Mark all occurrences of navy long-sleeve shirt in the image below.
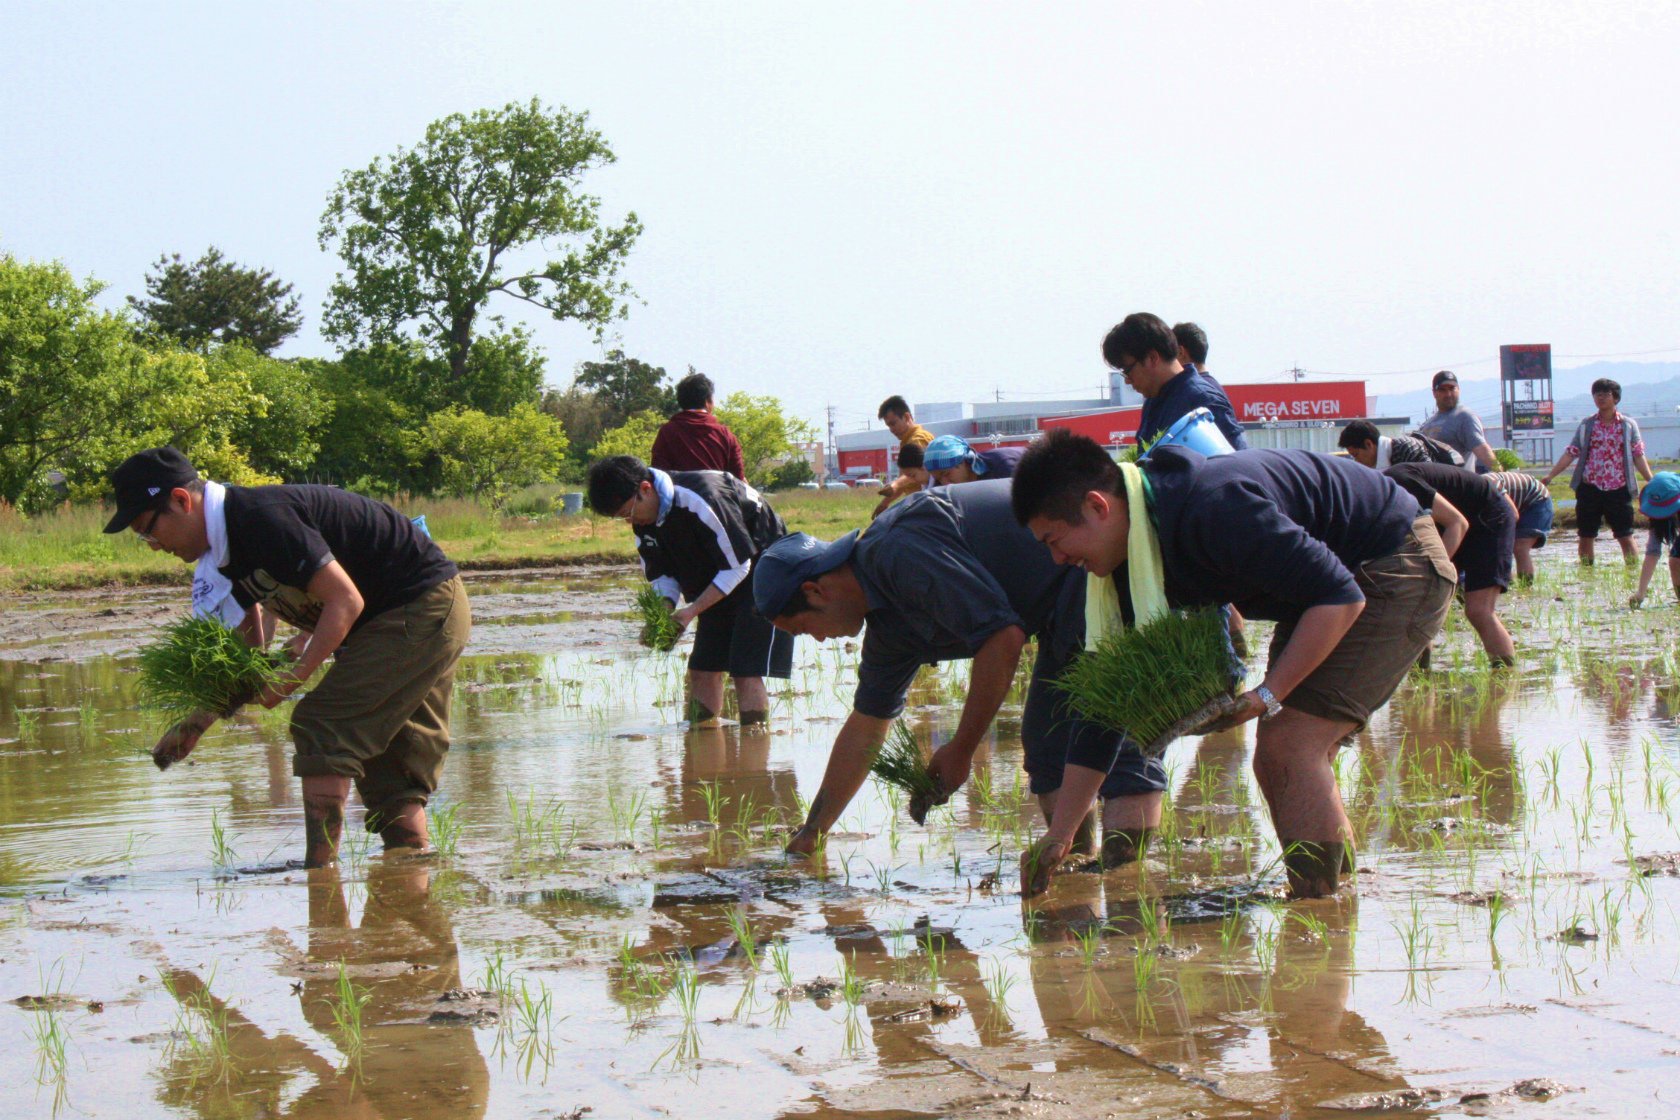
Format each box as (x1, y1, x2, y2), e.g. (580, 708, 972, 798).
(1137, 368, 1249, 451)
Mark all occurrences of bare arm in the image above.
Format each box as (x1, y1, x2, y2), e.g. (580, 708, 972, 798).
(1540, 448, 1577, 484)
(786, 711, 892, 854)
(1635, 452, 1654, 483)
(1431, 494, 1469, 557)
(1213, 601, 1368, 730)
(674, 583, 727, 629)
(1472, 442, 1499, 471)
(927, 625, 1029, 795)
(256, 561, 364, 709)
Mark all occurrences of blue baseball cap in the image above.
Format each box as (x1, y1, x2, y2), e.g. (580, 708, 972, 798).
(1641, 472, 1680, 519)
(923, 435, 979, 474)
(753, 531, 861, 619)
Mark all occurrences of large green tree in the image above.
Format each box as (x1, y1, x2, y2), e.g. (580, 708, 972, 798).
(319, 98, 642, 389)
(570, 349, 674, 429)
(714, 391, 819, 488)
(0, 254, 279, 512)
(128, 247, 303, 354)
(414, 402, 570, 508)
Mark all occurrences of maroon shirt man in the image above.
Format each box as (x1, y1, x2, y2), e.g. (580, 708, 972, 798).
(650, 372, 747, 479)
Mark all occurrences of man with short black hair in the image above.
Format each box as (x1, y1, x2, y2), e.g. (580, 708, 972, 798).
(650, 370, 747, 479)
(754, 481, 1167, 869)
(895, 443, 929, 491)
(1541, 377, 1654, 565)
(1337, 420, 1439, 468)
(106, 446, 471, 869)
(1172, 322, 1209, 373)
(1417, 371, 1497, 472)
(1103, 313, 1246, 452)
(1010, 430, 1455, 898)
(588, 455, 792, 725)
(872, 396, 935, 516)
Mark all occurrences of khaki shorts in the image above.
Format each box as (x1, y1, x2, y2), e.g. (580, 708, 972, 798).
(1267, 515, 1454, 729)
(291, 576, 471, 823)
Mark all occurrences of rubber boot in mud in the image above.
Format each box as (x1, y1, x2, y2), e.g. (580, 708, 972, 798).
(1102, 827, 1154, 869)
(1282, 839, 1345, 899)
(302, 792, 346, 869)
(375, 800, 432, 853)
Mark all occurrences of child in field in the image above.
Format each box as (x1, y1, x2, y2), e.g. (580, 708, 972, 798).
(1631, 472, 1680, 609)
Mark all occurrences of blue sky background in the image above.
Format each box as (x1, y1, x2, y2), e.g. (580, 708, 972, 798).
(4, 1, 1677, 436)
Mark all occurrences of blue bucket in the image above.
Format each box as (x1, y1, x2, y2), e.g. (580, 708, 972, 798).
(1143, 407, 1235, 459)
(561, 492, 584, 516)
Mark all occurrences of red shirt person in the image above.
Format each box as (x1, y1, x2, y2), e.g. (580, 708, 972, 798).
(650, 372, 747, 479)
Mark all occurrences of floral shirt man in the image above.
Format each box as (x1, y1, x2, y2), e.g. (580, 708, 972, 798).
(1574, 412, 1645, 492)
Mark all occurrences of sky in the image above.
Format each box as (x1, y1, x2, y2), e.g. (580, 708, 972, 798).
(4, 1, 1678, 440)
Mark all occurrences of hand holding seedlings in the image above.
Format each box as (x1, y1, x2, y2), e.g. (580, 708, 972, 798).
(151, 711, 215, 770)
(635, 585, 681, 652)
(1019, 834, 1070, 897)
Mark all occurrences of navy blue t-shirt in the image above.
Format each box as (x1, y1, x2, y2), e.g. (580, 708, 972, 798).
(850, 480, 1076, 719)
(1137, 367, 1249, 451)
(1144, 447, 1420, 622)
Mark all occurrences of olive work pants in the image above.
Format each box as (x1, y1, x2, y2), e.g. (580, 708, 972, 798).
(290, 576, 471, 826)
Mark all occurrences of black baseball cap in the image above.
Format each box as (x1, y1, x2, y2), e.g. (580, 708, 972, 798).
(752, 531, 861, 619)
(103, 446, 199, 534)
(1432, 370, 1459, 389)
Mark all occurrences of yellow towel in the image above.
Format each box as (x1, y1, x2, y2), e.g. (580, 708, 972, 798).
(1085, 462, 1170, 650)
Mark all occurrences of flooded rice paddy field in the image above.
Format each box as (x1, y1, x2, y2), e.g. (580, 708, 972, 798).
(4, 557, 1680, 1118)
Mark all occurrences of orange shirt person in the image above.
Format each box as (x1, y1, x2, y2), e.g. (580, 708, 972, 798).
(870, 395, 933, 518)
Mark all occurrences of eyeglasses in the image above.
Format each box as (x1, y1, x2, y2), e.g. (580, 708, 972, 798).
(134, 506, 166, 543)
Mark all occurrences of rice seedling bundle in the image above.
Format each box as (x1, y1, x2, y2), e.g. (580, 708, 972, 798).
(1056, 606, 1239, 754)
(635, 584, 680, 652)
(136, 616, 286, 723)
(871, 719, 944, 824)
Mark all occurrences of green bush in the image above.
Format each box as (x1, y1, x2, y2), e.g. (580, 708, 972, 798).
(1494, 447, 1525, 470)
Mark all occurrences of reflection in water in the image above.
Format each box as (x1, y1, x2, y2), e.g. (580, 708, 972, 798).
(154, 860, 489, 1119)
(9, 565, 1680, 1117)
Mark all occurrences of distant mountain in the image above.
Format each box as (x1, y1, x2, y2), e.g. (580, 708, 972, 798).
(1372, 360, 1680, 427)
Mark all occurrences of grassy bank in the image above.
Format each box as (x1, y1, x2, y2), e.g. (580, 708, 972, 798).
(0, 488, 878, 594)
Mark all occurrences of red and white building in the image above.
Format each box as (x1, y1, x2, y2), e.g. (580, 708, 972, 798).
(834, 378, 1403, 480)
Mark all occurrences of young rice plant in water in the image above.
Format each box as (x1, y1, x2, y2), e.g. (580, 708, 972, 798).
(636, 585, 680, 652)
(1055, 607, 1236, 749)
(137, 616, 285, 722)
(870, 719, 942, 823)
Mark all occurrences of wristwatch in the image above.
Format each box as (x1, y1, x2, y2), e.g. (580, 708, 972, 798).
(1255, 685, 1282, 720)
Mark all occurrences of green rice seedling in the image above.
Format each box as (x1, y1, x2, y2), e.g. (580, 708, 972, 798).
(668, 962, 701, 1021)
(1055, 607, 1237, 751)
(982, 956, 1016, 1004)
(769, 941, 795, 990)
(137, 616, 287, 724)
(837, 952, 864, 1007)
(635, 585, 680, 651)
(158, 969, 233, 1084)
(1132, 940, 1158, 990)
(920, 932, 947, 992)
(429, 803, 464, 858)
(607, 787, 648, 842)
(477, 948, 515, 1002)
(867, 860, 899, 896)
(24, 1001, 71, 1092)
(1073, 923, 1103, 971)
(648, 807, 665, 850)
(699, 781, 728, 828)
(724, 907, 759, 968)
(870, 719, 941, 821)
(322, 961, 372, 1067)
(208, 809, 237, 870)
(16, 707, 39, 741)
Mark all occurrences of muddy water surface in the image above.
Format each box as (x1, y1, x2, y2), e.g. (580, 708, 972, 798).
(4, 560, 1680, 1118)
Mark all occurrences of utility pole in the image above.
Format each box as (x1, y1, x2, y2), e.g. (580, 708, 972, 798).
(825, 404, 837, 480)
(1291, 365, 1305, 382)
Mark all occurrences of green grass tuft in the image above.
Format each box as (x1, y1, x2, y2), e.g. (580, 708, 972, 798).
(1056, 607, 1237, 748)
(635, 584, 680, 652)
(136, 616, 285, 722)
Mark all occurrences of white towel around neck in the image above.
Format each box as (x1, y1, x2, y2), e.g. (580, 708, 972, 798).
(191, 481, 245, 628)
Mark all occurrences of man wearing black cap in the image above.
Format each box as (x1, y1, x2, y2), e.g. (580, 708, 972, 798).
(105, 447, 470, 868)
(1416, 371, 1497, 472)
(753, 480, 1168, 867)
